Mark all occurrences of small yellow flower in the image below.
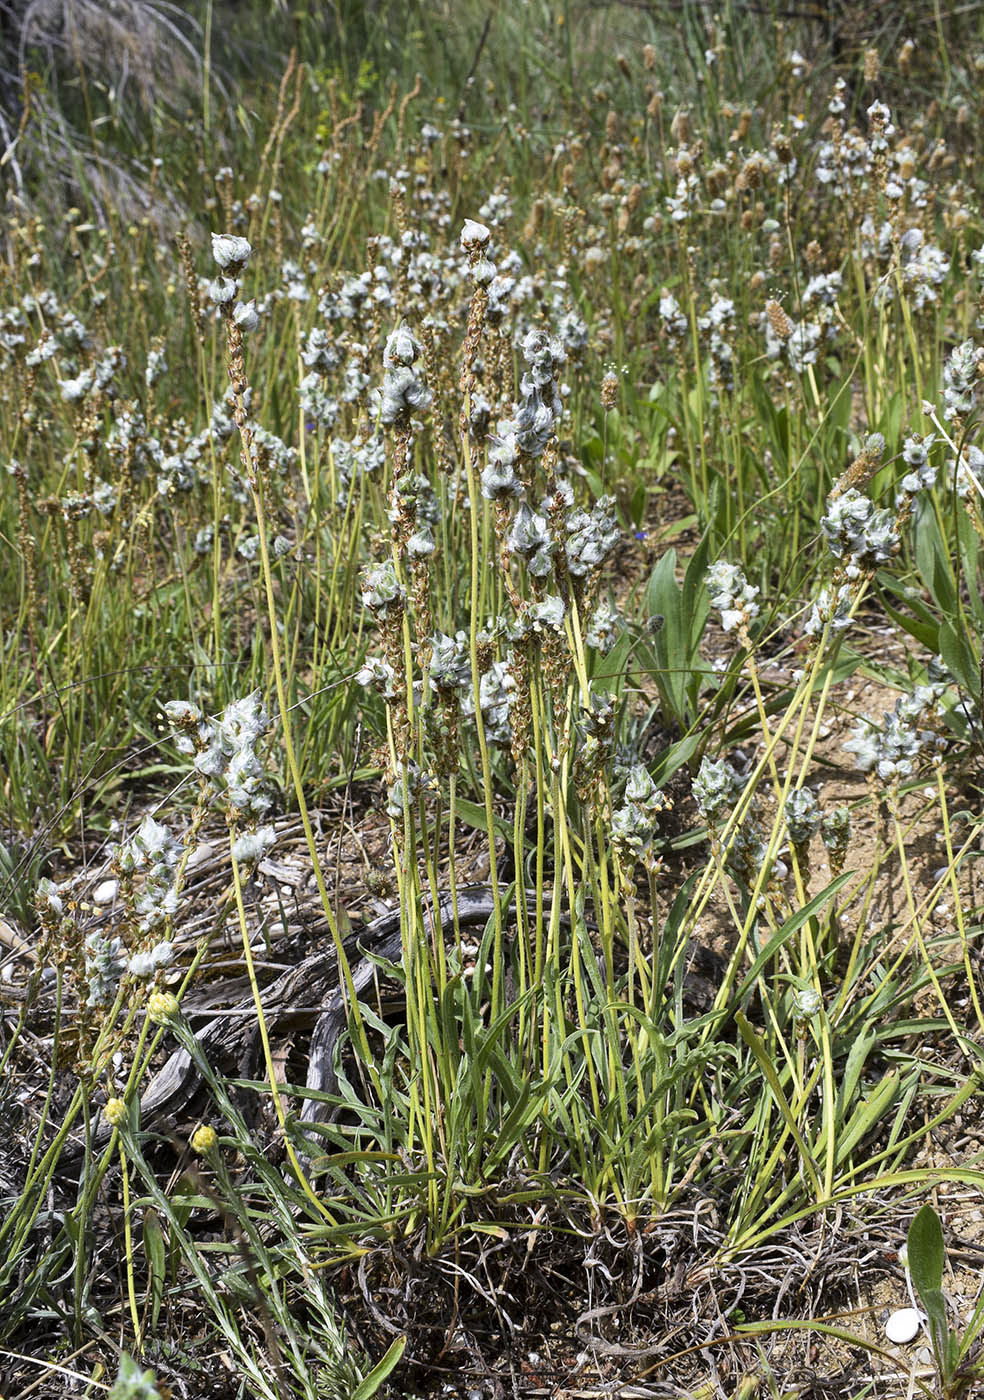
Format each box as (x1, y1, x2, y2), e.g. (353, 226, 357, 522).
(147, 990, 179, 1023)
(190, 1124, 217, 1155)
(104, 1097, 127, 1127)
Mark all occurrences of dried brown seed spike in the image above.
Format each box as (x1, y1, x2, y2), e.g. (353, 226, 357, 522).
(766, 299, 792, 340)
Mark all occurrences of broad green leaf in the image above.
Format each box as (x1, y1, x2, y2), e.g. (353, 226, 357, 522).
(732, 875, 852, 1003)
(735, 1012, 822, 1199)
(142, 1208, 166, 1331)
(878, 576, 942, 652)
(908, 1205, 951, 1373)
(453, 797, 510, 841)
(352, 1336, 407, 1400)
(908, 1204, 944, 1297)
(939, 621, 979, 698)
(831, 1071, 900, 1165)
(834, 1027, 876, 1121)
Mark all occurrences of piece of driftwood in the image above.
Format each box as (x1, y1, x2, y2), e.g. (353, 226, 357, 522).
(79, 887, 506, 1154)
(76, 885, 723, 1156)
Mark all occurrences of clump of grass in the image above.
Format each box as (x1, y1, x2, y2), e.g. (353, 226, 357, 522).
(3, 8, 984, 1396)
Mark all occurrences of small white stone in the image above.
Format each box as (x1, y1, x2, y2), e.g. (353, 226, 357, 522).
(885, 1308, 922, 1343)
(93, 878, 118, 905)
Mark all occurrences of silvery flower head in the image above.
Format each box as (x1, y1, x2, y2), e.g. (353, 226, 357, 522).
(356, 655, 399, 698)
(793, 986, 823, 1019)
(128, 941, 175, 980)
(385, 762, 436, 819)
(803, 271, 842, 308)
(407, 523, 436, 557)
(337, 272, 372, 319)
(233, 300, 259, 332)
(944, 444, 984, 501)
(486, 274, 516, 323)
(803, 583, 853, 637)
(301, 373, 338, 429)
(25, 330, 57, 368)
(785, 788, 821, 845)
(281, 258, 309, 302)
(462, 659, 516, 744)
(211, 233, 252, 272)
(659, 289, 687, 341)
(895, 456, 935, 501)
(216, 691, 269, 754)
(693, 756, 743, 822)
(378, 364, 431, 424)
(507, 503, 553, 576)
(481, 437, 523, 501)
(145, 345, 167, 387)
(479, 661, 517, 743)
(36, 878, 64, 920)
(207, 277, 239, 306)
(841, 719, 881, 773)
(383, 321, 423, 368)
(182, 691, 274, 816)
(624, 764, 664, 811)
(843, 695, 931, 782)
(390, 471, 439, 527)
(91, 478, 117, 516)
(897, 681, 945, 726)
(225, 747, 271, 814)
(460, 219, 491, 251)
(902, 433, 934, 468)
(706, 560, 760, 632)
(612, 764, 667, 861)
(821, 488, 898, 571)
(85, 930, 127, 1007)
(429, 632, 471, 691)
(471, 255, 497, 287)
(565, 497, 620, 577)
(164, 699, 209, 755)
(468, 392, 493, 439)
(586, 600, 622, 652)
(820, 490, 871, 560)
(522, 329, 565, 388)
(61, 369, 93, 402)
(132, 815, 182, 869)
(875, 709, 927, 779)
(582, 687, 614, 738)
(557, 310, 589, 356)
(134, 880, 179, 927)
(513, 394, 556, 456)
(527, 594, 566, 633)
(84, 339, 121, 389)
(360, 560, 405, 619)
(787, 320, 821, 373)
(943, 340, 984, 420)
(231, 825, 277, 865)
(301, 327, 338, 373)
(821, 805, 850, 854)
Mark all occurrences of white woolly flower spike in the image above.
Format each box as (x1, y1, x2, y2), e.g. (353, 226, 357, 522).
(211, 233, 252, 271)
(460, 219, 491, 251)
(233, 300, 259, 332)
